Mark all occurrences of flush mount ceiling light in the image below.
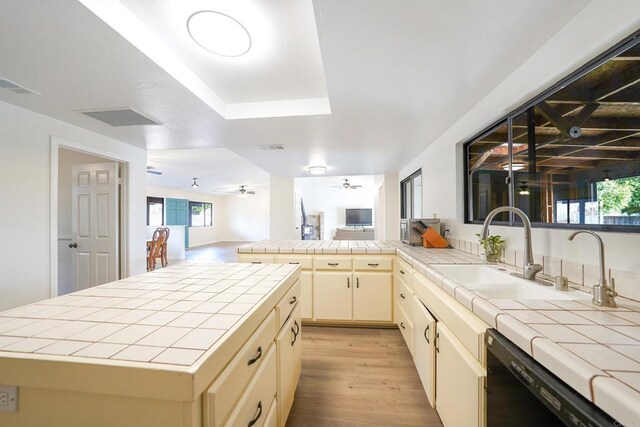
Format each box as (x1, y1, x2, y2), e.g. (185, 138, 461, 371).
(308, 166, 327, 175)
(502, 163, 526, 171)
(518, 182, 530, 195)
(191, 178, 199, 188)
(187, 11, 251, 57)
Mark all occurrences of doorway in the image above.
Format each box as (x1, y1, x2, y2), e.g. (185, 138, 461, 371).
(56, 147, 125, 296)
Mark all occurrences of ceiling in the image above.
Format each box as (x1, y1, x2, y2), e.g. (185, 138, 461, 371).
(147, 147, 269, 196)
(0, 0, 592, 177)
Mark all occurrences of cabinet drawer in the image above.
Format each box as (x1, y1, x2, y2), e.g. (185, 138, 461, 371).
(240, 254, 276, 264)
(413, 273, 488, 364)
(395, 259, 413, 285)
(224, 346, 277, 427)
(353, 257, 393, 271)
(205, 311, 277, 427)
(276, 280, 301, 330)
(397, 304, 414, 355)
(263, 397, 277, 427)
(275, 256, 313, 270)
(314, 257, 352, 271)
(396, 279, 414, 321)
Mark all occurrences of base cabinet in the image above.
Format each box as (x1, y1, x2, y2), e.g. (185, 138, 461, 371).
(412, 296, 436, 408)
(353, 273, 393, 322)
(436, 323, 486, 427)
(300, 272, 313, 319)
(313, 272, 353, 320)
(276, 303, 302, 426)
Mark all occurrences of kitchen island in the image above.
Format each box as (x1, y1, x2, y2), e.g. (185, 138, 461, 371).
(0, 261, 301, 427)
(238, 240, 640, 426)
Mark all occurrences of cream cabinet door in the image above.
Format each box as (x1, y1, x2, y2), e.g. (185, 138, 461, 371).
(412, 296, 436, 407)
(276, 304, 302, 426)
(300, 272, 313, 319)
(436, 323, 486, 427)
(313, 272, 353, 320)
(353, 273, 392, 321)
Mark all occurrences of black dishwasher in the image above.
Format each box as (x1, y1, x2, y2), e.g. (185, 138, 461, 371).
(486, 329, 616, 427)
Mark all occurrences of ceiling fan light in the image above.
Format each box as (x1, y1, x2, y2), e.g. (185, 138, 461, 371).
(308, 166, 327, 175)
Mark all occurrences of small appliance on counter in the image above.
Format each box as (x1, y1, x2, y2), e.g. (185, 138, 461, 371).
(400, 218, 442, 245)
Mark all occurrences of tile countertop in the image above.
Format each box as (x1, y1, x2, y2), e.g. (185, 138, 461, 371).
(0, 261, 300, 401)
(239, 240, 640, 424)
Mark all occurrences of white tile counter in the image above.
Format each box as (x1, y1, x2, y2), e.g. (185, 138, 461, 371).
(0, 261, 300, 403)
(239, 240, 640, 424)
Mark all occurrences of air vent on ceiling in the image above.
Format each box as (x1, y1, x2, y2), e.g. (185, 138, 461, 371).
(0, 76, 40, 95)
(80, 108, 162, 127)
(259, 144, 285, 151)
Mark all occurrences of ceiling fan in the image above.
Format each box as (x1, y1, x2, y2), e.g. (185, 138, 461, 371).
(146, 166, 162, 175)
(227, 185, 256, 197)
(332, 179, 362, 190)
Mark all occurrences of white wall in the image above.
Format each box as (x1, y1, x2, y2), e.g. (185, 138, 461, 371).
(296, 175, 378, 240)
(58, 149, 116, 295)
(399, 2, 640, 275)
(269, 176, 297, 240)
(382, 173, 400, 240)
(146, 185, 228, 248)
(0, 100, 147, 311)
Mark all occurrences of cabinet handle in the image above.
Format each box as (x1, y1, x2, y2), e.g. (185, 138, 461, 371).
(435, 332, 440, 353)
(400, 322, 405, 330)
(291, 326, 298, 346)
(294, 320, 300, 335)
(356, 277, 360, 288)
(347, 277, 350, 288)
(247, 401, 263, 427)
(289, 296, 297, 305)
(247, 346, 262, 366)
(328, 263, 339, 267)
(251, 261, 262, 264)
(400, 293, 405, 299)
(289, 262, 300, 265)
(424, 325, 430, 344)
(368, 263, 379, 267)
(400, 270, 405, 275)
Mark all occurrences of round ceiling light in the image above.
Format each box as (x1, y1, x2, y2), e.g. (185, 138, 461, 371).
(308, 166, 327, 175)
(187, 11, 251, 57)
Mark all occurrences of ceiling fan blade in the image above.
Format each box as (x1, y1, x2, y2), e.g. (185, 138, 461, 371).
(247, 191, 256, 195)
(146, 170, 162, 175)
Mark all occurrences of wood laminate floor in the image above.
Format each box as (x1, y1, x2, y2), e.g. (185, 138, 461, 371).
(185, 241, 249, 263)
(286, 326, 442, 427)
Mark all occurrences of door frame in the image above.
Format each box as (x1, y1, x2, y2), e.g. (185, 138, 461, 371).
(50, 136, 131, 298)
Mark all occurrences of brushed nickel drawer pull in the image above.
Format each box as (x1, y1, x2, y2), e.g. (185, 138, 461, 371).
(368, 263, 379, 267)
(289, 262, 300, 264)
(247, 401, 262, 427)
(328, 262, 339, 267)
(247, 346, 262, 366)
(289, 296, 297, 305)
(251, 261, 262, 264)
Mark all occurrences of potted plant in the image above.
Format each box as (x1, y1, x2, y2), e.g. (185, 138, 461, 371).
(477, 234, 505, 263)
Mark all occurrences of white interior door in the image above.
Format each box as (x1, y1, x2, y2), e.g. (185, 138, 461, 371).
(71, 162, 118, 290)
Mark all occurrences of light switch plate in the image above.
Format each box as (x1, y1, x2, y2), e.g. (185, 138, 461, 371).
(0, 386, 18, 412)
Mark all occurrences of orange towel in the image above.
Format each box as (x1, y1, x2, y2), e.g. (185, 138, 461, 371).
(422, 227, 449, 248)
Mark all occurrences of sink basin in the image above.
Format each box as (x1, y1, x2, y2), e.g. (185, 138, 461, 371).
(431, 264, 591, 301)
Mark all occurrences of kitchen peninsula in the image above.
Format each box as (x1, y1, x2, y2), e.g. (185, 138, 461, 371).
(0, 261, 301, 427)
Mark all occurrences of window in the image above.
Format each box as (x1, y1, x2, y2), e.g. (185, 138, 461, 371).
(147, 197, 164, 226)
(464, 31, 640, 232)
(401, 169, 422, 219)
(189, 201, 213, 227)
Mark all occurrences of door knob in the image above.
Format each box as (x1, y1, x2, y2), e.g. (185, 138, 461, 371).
(68, 243, 78, 248)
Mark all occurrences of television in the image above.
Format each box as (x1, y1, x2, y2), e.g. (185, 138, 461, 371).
(345, 208, 373, 226)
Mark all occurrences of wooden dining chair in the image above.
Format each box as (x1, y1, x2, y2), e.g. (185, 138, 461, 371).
(161, 227, 170, 267)
(147, 228, 167, 271)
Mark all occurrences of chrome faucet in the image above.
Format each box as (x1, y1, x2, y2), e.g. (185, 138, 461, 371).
(568, 231, 617, 307)
(480, 207, 542, 281)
